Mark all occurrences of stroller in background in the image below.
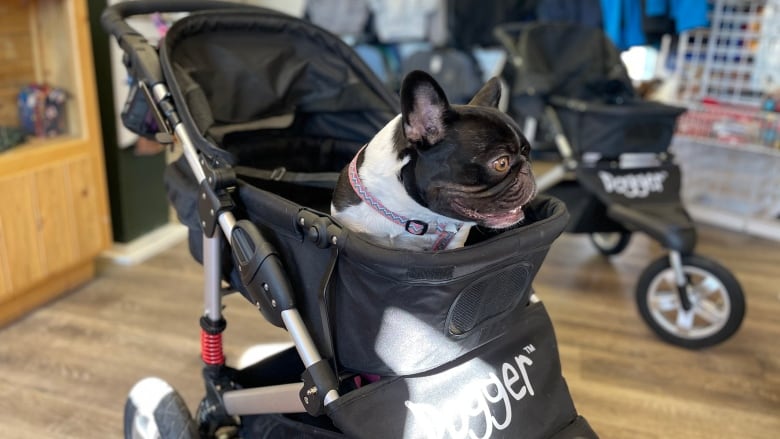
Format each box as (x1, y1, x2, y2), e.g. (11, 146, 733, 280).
(495, 22, 746, 349)
(103, 2, 598, 438)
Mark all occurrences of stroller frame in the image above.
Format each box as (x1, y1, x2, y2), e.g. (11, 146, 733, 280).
(533, 106, 699, 312)
(136, 79, 326, 420)
(105, 0, 341, 425)
(494, 21, 746, 349)
(106, 2, 598, 438)
(157, 74, 349, 421)
(177, 102, 322, 416)
(529, 105, 698, 286)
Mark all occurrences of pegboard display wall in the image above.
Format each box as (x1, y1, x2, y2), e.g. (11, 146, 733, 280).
(670, 0, 780, 239)
(674, 0, 779, 106)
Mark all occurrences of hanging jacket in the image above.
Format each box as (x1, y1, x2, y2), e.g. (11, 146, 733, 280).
(645, 0, 709, 33)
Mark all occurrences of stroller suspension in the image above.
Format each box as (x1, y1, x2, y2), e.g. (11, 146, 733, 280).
(669, 251, 693, 311)
(200, 317, 226, 366)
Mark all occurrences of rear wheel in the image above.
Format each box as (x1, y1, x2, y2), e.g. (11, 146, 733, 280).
(124, 377, 197, 439)
(636, 254, 745, 349)
(589, 231, 631, 255)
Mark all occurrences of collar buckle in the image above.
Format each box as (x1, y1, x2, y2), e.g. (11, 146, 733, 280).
(404, 219, 429, 236)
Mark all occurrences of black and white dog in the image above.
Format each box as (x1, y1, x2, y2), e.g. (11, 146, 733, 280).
(331, 70, 536, 251)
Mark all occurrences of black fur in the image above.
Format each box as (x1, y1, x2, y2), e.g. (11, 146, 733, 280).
(331, 147, 364, 210)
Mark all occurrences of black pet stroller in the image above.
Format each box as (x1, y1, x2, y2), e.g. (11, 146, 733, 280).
(103, 2, 598, 438)
(494, 22, 746, 349)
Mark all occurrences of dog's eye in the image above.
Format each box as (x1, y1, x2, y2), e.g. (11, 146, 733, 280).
(492, 156, 510, 173)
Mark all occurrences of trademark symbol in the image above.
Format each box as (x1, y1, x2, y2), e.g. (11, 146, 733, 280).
(523, 344, 535, 354)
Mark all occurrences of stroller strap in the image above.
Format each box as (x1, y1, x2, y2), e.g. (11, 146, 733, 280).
(234, 166, 340, 189)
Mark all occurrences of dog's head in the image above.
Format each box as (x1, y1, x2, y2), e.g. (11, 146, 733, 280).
(396, 70, 536, 229)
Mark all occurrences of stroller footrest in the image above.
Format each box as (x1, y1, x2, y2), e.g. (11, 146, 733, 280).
(608, 203, 696, 253)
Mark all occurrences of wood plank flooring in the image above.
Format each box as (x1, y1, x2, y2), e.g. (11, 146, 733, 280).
(0, 224, 777, 438)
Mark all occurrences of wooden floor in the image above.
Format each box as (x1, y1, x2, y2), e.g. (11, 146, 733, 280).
(0, 224, 778, 438)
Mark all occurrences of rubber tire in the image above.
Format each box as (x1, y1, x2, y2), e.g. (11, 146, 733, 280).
(636, 254, 745, 349)
(124, 377, 198, 439)
(589, 231, 632, 256)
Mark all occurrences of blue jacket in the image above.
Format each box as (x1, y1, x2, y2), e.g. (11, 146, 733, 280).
(601, 0, 709, 49)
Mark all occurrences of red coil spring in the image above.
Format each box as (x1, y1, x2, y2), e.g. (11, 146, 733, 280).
(200, 329, 225, 365)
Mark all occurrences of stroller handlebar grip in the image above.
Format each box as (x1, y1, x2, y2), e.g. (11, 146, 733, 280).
(100, 0, 249, 85)
(101, 0, 247, 39)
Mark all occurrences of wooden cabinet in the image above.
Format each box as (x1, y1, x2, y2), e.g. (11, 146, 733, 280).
(0, 0, 111, 325)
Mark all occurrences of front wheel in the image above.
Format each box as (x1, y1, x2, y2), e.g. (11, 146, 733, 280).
(124, 377, 197, 439)
(636, 254, 745, 349)
(589, 231, 632, 255)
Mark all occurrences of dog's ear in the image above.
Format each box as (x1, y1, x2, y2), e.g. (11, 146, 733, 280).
(468, 77, 502, 108)
(400, 70, 450, 145)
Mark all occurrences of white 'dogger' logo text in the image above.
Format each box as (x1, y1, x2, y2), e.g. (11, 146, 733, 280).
(598, 170, 668, 199)
(404, 346, 536, 439)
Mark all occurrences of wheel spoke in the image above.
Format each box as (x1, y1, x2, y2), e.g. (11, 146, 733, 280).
(652, 291, 680, 311)
(660, 271, 678, 288)
(675, 309, 695, 331)
(695, 300, 727, 324)
(696, 276, 723, 296)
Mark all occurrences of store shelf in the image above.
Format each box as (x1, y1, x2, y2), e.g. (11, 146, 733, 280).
(664, 0, 780, 240)
(672, 135, 780, 241)
(0, 0, 111, 326)
(686, 203, 780, 241)
(675, 134, 780, 157)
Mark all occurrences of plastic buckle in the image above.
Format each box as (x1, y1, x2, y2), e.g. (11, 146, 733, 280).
(270, 167, 287, 181)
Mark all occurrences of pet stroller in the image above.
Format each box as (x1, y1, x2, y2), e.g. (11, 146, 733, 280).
(494, 22, 746, 349)
(103, 2, 598, 438)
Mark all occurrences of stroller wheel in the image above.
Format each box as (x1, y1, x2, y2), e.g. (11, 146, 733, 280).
(124, 377, 198, 439)
(636, 254, 745, 349)
(589, 231, 631, 255)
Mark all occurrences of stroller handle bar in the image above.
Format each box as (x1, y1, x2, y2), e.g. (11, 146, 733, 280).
(101, 0, 248, 84)
(493, 22, 535, 50)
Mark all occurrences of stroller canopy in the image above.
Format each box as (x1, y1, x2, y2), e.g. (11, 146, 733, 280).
(160, 8, 399, 165)
(497, 21, 685, 158)
(500, 21, 635, 103)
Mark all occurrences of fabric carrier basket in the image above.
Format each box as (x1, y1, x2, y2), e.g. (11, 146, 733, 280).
(551, 96, 685, 158)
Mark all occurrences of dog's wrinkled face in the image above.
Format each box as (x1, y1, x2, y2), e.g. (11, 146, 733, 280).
(396, 71, 536, 229)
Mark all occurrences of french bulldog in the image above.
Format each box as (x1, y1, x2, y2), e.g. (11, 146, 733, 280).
(331, 70, 536, 251)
